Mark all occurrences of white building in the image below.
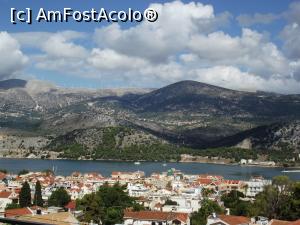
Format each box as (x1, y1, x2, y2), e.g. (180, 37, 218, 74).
(245, 177, 271, 197)
(0, 191, 18, 217)
(207, 214, 250, 225)
(128, 183, 150, 197)
(165, 196, 201, 213)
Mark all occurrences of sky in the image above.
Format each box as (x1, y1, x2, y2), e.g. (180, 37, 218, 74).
(0, 0, 300, 93)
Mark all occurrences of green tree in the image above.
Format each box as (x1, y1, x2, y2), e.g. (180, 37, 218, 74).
(48, 187, 71, 207)
(202, 188, 215, 198)
(19, 181, 31, 207)
(252, 176, 294, 220)
(76, 193, 104, 224)
(221, 190, 251, 216)
(5, 203, 20, 210)
(104, 208, 123, 225)
(33, 181, 43, 207)
(191, 199, 223, 225)
(289, 182, 300, 220)
(77, 183, 140, 225)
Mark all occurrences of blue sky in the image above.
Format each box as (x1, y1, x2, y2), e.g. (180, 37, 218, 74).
(0, 0, 300, 93)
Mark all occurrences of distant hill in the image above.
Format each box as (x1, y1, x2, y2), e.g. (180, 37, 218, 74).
(0, 79, 27, 90)
(0, 79, 299, 163)
(128, 80, 300, 118)
(217, 120, 300, 151)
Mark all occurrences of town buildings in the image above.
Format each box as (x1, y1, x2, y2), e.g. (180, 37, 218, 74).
(0, 169, 293, 225)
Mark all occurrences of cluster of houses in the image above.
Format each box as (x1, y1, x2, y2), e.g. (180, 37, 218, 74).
(0, 169, 298, 225)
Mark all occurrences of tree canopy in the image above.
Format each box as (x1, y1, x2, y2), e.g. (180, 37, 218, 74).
(220, 176, 300, 220)
(48, 187, 71, 207)
(221, 190, 251, 216)
(252, 176, 299, 220)
(19, 181, 31, 207)
(33, 181, 43, 207)
(191, 199, 223, 225)
(77, 182, 142, 225)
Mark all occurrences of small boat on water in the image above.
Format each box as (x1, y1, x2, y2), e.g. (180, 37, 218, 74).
(162, 163, 167, 167)
(281, 170, 300, 173)
(134, 161, 141, 165)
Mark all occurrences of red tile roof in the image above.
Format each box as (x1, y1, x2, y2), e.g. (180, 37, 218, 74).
(288, 220, 300, 225)
(124, 211, 189, 223)
(270, 220, 300, 225)
(0, 191, 12, 198)
(218, 215, 250, 225)
(0, 172, 6, 180)
(198, 178, 213, 185)
(65, 201, 76, 210)
(5, 207, 33, 218)
(270, 220, 291, 225)
(224, 180, 241, 185)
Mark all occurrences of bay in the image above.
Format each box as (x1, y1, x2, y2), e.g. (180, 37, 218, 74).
(0, 158, 299, 180)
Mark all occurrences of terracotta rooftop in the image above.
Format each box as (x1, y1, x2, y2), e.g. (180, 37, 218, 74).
(0, 172, 6, 180)
(225, 180, 241, 185)
(65, 200, 76, 210)
(5, 207, 33, 218)
(124, 210, 189, 223)
(218, 215, 250, 225)
(269, 219, 292, 225)
(0, 191, 12, 198)
(288, 220, 300, 225)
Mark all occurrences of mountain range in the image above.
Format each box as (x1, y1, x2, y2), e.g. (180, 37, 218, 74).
(0, 79, 299, 162)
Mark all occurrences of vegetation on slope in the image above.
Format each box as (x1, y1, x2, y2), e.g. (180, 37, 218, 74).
(49, 126, 263, 162)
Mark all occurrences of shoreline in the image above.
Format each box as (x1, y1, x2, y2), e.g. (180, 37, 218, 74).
(1, 156, 300, 169)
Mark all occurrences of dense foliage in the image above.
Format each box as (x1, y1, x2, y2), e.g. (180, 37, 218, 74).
(19, 181, 31, 207)
(221, 190, 252, 216)
(52, 126, 298, 165)
(221, 176, 300, 220)
(251, 176, 300, 220)
(193, 147, 258, 162)
(5, 203, 20, 210)
(76, 183, 142, 225)
(58, 144, 86, 159)
(191, 199, 223, 225)
(48, 187, 71, 207)
(33, 181, 43, 207)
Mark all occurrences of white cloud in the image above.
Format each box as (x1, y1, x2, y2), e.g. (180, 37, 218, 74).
(188, 28, 289, 78)
(41, 34, 88, 59)
(88, 48, 147, 71)
(2, 1, 300, 94)
(13, 31, 87, 48)
(0, 32, 28, 80)
(14, 31, 89, 75)
(281, 23, 300, 60)
(93, 1, 230, 62)
(237, 13, 279, 27)
(284, 1, 300, 24)
(189, 66, 300, 94)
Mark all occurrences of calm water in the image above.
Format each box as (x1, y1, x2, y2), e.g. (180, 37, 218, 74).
(0, 158, 299, 180)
